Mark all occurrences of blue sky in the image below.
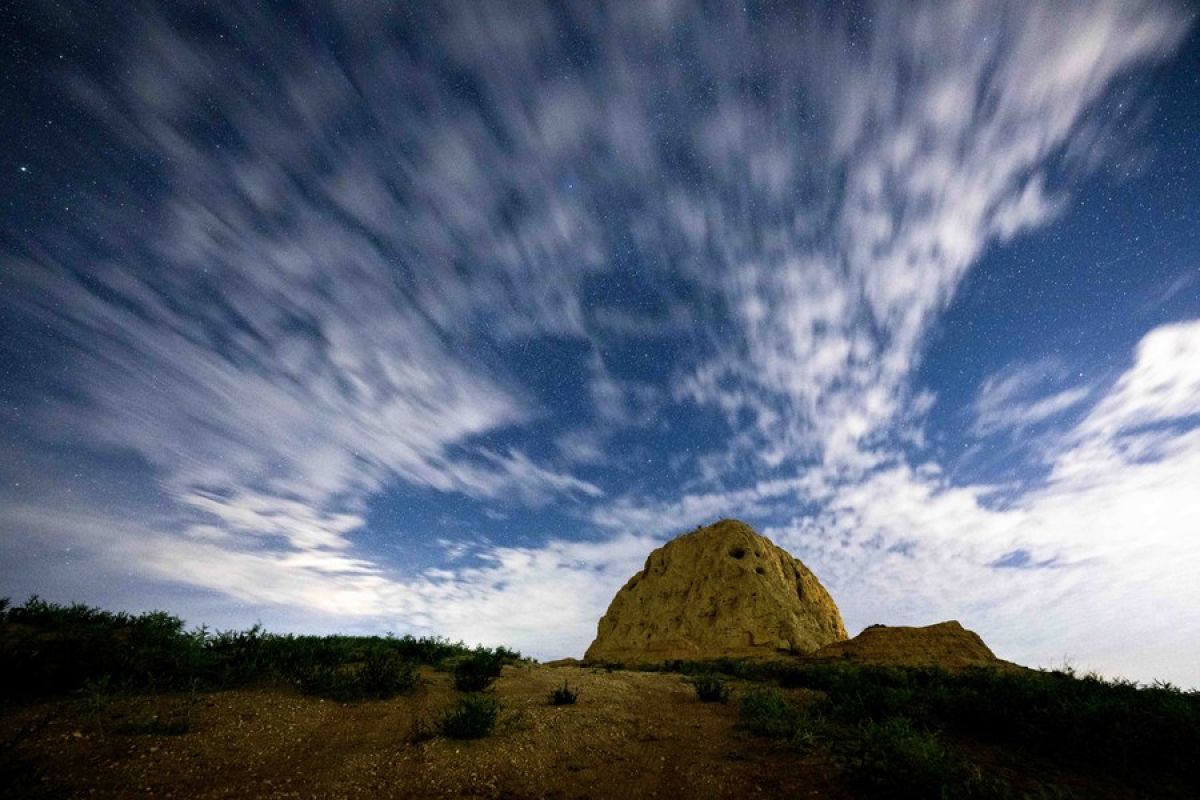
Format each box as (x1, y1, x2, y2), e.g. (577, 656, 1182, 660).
(3, 1, 1200, 685)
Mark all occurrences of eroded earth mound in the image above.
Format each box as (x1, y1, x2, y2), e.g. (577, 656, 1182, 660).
(585, 519, 847, 663)
(811, 620, 1012, 670)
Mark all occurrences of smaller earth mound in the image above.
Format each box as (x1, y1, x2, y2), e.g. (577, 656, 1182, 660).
(810, 620, 1013, 670)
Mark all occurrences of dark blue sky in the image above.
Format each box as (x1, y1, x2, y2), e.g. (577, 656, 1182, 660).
(2, 1, 1199, 685)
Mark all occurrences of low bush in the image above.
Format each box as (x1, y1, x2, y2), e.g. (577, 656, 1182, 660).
(662, 657, 756, 679)
(844, 716, 976, 799)
(297, 651, 418, 702)
(771, 662, 1200, 785)
(356, 650, 420, 697)
(296, 664, 352, 699)
(690, 674, 729, 703)
(711, 659, 1200, 797)
(0, 597, 516, 703)
(0, 597, 204, 698)
(737, 685, 832, 753)
(549, 681, 578, 705)
(739, 686, 803, 738)
(655, 657, 1200, 790)
(453, 651, 505, 692)
(439, 694, 501, 739)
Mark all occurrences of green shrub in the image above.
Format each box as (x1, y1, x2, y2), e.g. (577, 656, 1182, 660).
(0, 597, 204, 697)
(453, 651, 504, 692)
(390, 634, 472, 665)
(0, 597, 515, 702)
(297, 664, 349, 699)
(766, 662, 1200, 787)
(439, 694, 501, 739)
(549, 681, 578, 705)
(651, 658, 1175, 796)
(691, 674, 729, 703)
(739, 686, 803, 738)
(845, 717, 973, 799)
(357, 650, 420, 697)
(297, 651, 417, 702)
(663, 657, 755, 679)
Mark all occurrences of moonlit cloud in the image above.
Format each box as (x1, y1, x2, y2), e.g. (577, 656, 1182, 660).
(2, 1, 1197, 684)
(675, 1, 1188, 469)
(1073, 320, 1200, 440)
(972, 359, 1091, 436)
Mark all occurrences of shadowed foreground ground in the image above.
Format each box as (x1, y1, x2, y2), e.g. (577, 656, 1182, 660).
(4, 658, 1198, 799)
(1, 665, 846, 800)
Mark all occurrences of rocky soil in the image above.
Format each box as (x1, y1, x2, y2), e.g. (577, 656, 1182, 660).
(0, 664, 847, 800)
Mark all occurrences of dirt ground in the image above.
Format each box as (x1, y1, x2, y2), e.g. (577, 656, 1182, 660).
(0, 665, 848, 799)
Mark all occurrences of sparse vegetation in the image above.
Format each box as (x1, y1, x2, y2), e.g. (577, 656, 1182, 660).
(549, 681, 579, 705)
(770, 661, 1200, 787)
(438, 694, 501, 739)
(0, 597, 206, 698)
(452, 650, 506, 692)
(689, 673, 729, 702)
(0, 596, 519, 703)
(78, 674, 115, 732)
(296, 649, 419, 702)
(738, 686, 805, 738)
(703, 657, 1200, 797)
(844, 716, 978, 799)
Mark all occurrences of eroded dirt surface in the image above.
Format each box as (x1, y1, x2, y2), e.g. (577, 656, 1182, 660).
(0, 666, 847, 799)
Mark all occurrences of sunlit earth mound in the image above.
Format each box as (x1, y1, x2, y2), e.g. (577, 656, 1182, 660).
(810, 620, 1016, 670)
(584, 519, 847, 663)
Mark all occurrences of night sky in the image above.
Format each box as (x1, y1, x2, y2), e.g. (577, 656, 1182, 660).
(3, 2, 1199, 685)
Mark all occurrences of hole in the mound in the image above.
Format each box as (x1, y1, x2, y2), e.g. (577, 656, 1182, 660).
(729, 547, 746, 559)
(755, 566, 765, 575)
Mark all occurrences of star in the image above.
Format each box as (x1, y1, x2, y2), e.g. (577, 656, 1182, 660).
(19, 166, 29, 173)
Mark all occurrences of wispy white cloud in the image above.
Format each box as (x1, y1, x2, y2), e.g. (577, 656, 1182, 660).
(972, 359, 1091, 436)
(585, 350, 662, 428)
(1074, 320, 1200, 439)
(592, 474, 828, 538)
(675, 0, 1188, 467)
(4, 3, 612, 603)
